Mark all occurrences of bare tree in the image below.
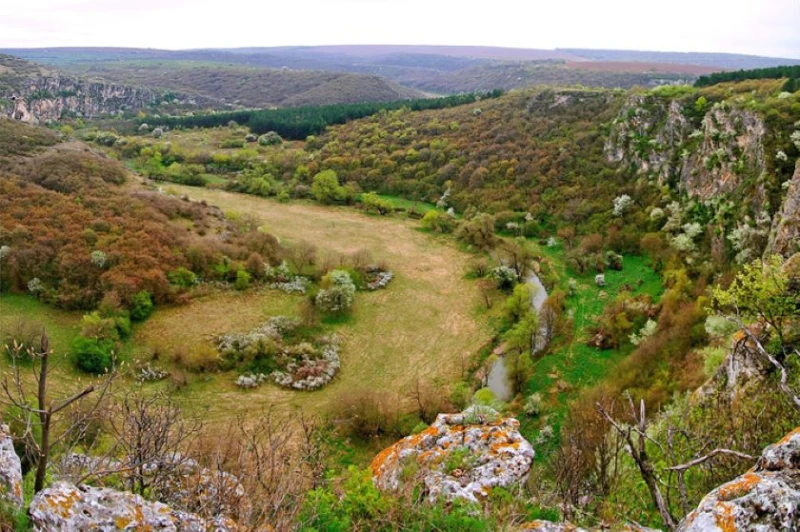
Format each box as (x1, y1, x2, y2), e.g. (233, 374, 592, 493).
(106, 390, 203, 496)
(287, 241, 318, 274)
(597, 395, 676, 530)
(1, 331, 113, 492)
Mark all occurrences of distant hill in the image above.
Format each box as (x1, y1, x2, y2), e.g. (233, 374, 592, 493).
(558, 48, 800, 70)
(66, 63, 426, 108)
(4, 46, 800, 97)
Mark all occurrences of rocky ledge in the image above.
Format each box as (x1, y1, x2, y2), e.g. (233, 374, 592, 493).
(0, 424, 23, 508)
(371, 406, 534, 503)
(677, 426, 800, 531)
(29, 481, 238, 531)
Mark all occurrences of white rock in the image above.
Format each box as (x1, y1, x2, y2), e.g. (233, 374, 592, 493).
(371, 406, 534, 503)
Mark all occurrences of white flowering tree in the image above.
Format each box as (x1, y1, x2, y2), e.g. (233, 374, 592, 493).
(613, 194, 633, 216)
(315, 270, 356, 314)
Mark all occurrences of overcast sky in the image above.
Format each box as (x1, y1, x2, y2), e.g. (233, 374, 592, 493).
(2, 0, 799, 58)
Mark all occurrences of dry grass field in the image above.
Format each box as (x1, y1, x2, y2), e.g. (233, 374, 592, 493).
(132, 185, 493, 421)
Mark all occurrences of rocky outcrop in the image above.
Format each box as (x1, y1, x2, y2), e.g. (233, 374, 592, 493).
(766, 160, 800, 258)
(371, 406, 534, 503)
(606, 95, 767, 206)
(697, 326, 769, 401)
(58, 453, 249, 523)
(29, 481, 238, 531)
(6, 76, 164, 122)
(0, 424, 23, 508)
(677, 427, 800, 531)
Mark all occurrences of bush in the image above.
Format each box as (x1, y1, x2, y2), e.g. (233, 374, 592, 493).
(258, 131, 283, 146)
(523, 393, 544, 416)
(361, 192, 393, 215)
(167, 267, 198, 288)
(70, 336, 115, 374)
(316, 270, 356, 314)
(130, 290, 154, 321)
(234, 269, 251, 290)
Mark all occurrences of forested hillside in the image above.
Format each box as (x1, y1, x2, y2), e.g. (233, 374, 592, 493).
(62, 63, 427, 108)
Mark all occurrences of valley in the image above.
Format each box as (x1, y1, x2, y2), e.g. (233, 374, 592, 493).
(0, 41, 798, 531)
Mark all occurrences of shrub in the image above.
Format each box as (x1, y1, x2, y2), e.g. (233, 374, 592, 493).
(361, 192, 393, 215)
(523, 393, 544, 416)
(316, 270, 356, 314)
(258, 131, 282, 146)
(421, 210, 454, 233)
(70, 336, 115, 374)
(130, 290, 154, 321)
(491, 265, 519, 291)
(234, 269, 251, 290)
(167, 267, 198, 288)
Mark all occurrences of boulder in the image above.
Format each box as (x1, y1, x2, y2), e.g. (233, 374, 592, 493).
(677, 426, 800, 531)
(29, 481, 238, 531)
(371, 406, 534, 503)
(0, 423, 23, 508)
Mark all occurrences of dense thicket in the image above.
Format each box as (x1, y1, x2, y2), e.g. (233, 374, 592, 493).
(0, 123, 282, 311)
(695, 64, 800, 88)
(149, 90, 503, 139)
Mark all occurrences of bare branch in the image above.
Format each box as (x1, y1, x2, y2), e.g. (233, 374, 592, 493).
(666, 449, 755, 472)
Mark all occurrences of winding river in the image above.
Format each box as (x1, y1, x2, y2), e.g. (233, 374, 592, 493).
(486, 272, 548, 401)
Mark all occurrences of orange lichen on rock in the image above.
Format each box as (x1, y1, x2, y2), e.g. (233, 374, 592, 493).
(718, 472, 761, 501)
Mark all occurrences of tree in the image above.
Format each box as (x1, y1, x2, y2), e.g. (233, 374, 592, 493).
(1, 331, 113, 492)
(311, 170, 345, 204)
(107, 391, 203, 497)
(456, 213, 497, 251)
(287, 241, 318, 274)
(710, 255, 800, 408)
(499, 238, 535, 278)
(503, 282, 534, 325)
(315, 270, 356, 314)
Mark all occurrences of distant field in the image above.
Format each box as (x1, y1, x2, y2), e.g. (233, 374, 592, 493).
(566, 61, 720, 75)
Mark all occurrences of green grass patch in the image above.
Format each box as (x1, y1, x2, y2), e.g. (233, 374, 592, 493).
(519, 246, 664, 458)
(377, 194, 436, 214)
(0, 293, 83, 355)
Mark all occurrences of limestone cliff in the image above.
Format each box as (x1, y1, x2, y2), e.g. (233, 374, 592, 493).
(605, 94, 767, 208)
(766, 160, 800, 258)
(0, 54, 203, 122)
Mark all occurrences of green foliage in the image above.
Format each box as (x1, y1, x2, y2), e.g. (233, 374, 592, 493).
(258, 131, 283, 146)
(360, 192, 393, 215)
(695, 65, 800, 87)
(151, 91, 503, 140)
(70, 336, 115, 374)
(312, 170, 346, 204)
(167, 267, 198, 288)
(130, 290, 154, 321)
(710, 255, 798, 344)
(234, 269, 251, 291)
(421, 210, 454, 233)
